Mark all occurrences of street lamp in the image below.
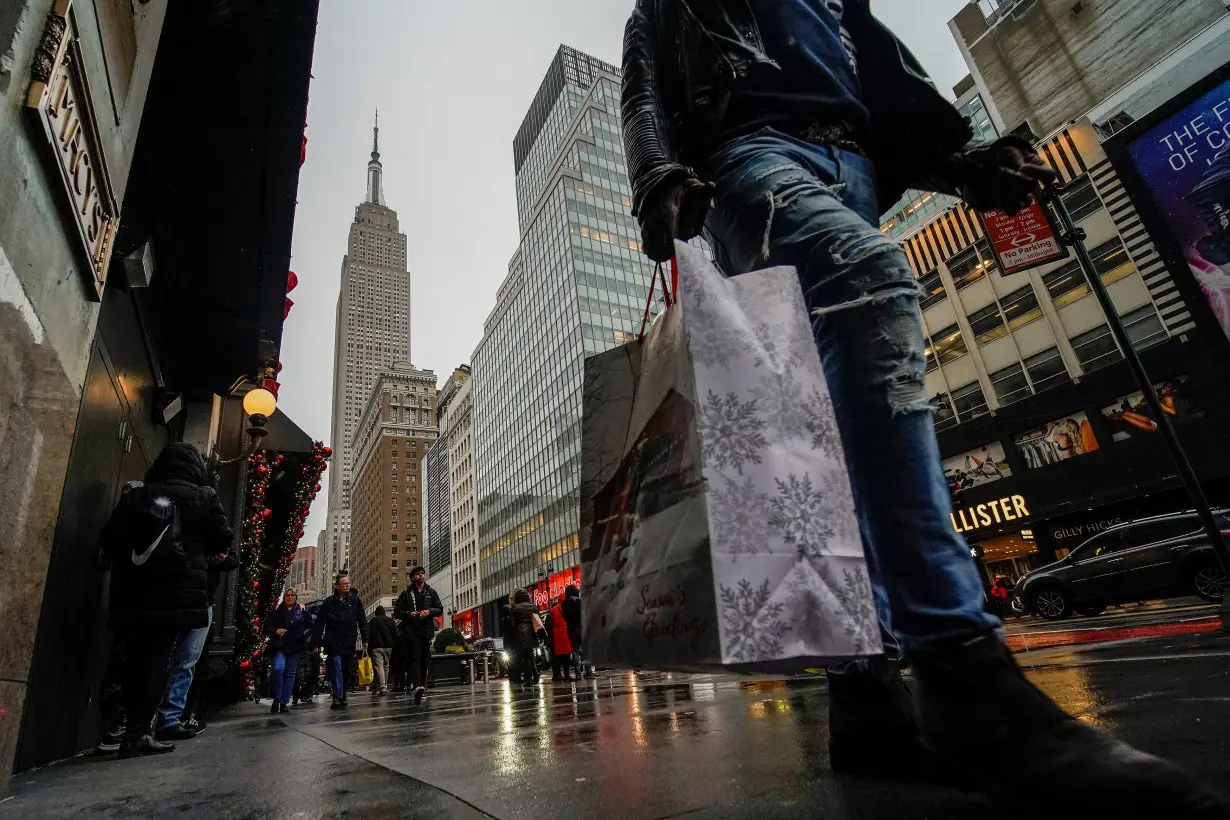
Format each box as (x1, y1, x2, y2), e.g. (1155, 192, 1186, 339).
(242, 387, 277, 450)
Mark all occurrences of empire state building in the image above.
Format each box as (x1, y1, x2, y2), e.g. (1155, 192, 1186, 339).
(322, 116, 411, 590)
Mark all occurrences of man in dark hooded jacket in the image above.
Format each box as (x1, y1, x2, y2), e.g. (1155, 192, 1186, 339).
(99, 443, 231, 758)
(315, 575, 368, 709)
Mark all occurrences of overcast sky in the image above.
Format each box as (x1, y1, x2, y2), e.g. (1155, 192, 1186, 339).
(281, 0, 976, 545)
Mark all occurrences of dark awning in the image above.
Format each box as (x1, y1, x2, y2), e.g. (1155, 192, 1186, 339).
(119, 0, 320, 397)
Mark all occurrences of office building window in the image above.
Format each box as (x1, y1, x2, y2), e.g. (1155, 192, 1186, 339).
(1023, 346, 1068, 394)
(1070, 324, 1119, 372)
(999, 284, 1042, 331)
(919, 269, 946, 310)
(930, 324, 968, 366)
(951, 381, 989, 420)
(934, 392, 958, 431)
(1061, 175, 1102, 223)
(947, 239, 995, 289)
(968, 302, 1007, 345)
(989, 362, 1030, 406)
(1042, 239, 1136, 307)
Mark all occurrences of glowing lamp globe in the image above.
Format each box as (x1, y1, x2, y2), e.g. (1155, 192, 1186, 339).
(243, 388, 277, 419)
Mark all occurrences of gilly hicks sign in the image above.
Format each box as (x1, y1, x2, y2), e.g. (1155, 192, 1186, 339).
(26, 0, 120, 300)
(951, 494, 1030, 534)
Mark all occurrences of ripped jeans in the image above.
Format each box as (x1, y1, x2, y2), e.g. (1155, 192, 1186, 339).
(703, 128, 999, 654)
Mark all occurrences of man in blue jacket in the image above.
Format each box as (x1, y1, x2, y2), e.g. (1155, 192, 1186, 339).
(620, 1, 1230, 815)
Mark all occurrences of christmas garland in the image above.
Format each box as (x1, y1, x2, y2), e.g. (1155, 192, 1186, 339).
(229, 441, 331, 697)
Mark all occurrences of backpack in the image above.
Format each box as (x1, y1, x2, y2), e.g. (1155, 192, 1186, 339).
(104, 484, 187, 575)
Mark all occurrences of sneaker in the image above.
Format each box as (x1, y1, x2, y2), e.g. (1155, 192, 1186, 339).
(153, 723, 199, 742)
(826, 657, 920, 777)
(413, 686, 426, 705)
(270, 702, 280, 715)
(912, 633, 1230, 816)
(330, 697, 341, 711)
(279, 703, 289, 714)
(95, 729, 124, 754)
(183, 718, 206, 735)
(118, 734, 175, 759)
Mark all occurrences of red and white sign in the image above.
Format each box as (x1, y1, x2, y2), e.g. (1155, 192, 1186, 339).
(979, 195, 1069, 275)
(528, 566, 582, 611)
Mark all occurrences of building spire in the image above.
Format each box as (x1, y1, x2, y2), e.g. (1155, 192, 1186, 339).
(366, 109, 384, 205)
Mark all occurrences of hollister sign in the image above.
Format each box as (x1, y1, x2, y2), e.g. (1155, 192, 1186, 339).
(25, 0, 120, 300)
(951, 494, 1031, 534)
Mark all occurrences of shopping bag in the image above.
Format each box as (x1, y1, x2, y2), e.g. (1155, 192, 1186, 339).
(357, 653, 374, 686)
(579, 241, 881, 673)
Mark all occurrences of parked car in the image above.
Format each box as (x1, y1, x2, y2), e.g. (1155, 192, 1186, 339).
(1018, 510, 1230, 620)
(473, 638, 509, 679)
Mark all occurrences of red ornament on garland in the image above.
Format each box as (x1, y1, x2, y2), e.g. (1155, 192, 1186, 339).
(256, 465, 268, 477)
(322, 446, 332, 457)
(261, 508, 272, 519)
(314, 484, 321, 492)
(253, 581, 261, 589)
(319, 462, 328, 471)
(239, 660, 251, 670)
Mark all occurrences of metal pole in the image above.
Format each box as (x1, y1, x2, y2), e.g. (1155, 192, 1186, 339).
(1041, 183, 1230, 630)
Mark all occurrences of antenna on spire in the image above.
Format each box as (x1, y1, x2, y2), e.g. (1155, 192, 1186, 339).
(366, 110, 385, 205)
(372, 109, 380, 160)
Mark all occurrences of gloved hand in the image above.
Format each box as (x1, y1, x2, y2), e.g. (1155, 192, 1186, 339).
(639, 175, 715, 262)
(951, 135, 1057, 215)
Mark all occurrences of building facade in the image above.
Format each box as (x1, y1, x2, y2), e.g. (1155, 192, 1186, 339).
(323, 118, 412, 595)
(287, 546, 318, 600)
(951, 0, 1228, 139)
(348, 362, 437, 614)
(894, 2, 1230, 586)
(472, 46, 652, 627)
(446, 370, 480, 632)
(0, 0, 318, 784)
(424, 413, 452, 619)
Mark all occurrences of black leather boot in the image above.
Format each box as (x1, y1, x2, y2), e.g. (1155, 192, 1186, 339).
(826, 656, 920, 777)
(911, 632, 1230, 817)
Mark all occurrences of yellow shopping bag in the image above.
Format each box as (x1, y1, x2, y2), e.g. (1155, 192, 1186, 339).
(358, 654, 374, 686)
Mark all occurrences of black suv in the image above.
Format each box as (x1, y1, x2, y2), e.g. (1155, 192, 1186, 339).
(1019, 510, 1229, 620)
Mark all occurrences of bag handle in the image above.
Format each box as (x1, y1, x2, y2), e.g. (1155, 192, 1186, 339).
(637, 259, 677, 340)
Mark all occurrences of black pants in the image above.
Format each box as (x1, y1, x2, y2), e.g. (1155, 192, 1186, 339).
(404, 631, 432, 689)
(551, 654, 573, 680)
(513, 648, 538, 684)
(117, 626, 179, 740)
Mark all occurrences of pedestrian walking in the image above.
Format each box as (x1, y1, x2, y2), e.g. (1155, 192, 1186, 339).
(546, 593, 573, 682)
(506, 589, 543, 685)
(367, 605, 398, 696)
(98, 443, 231, 758)
(619, 1, 1230, 814)
(314, 575, 368, 709)
(264, 588, 309, 714)
(393, 566, 443, 704)
(561, 585, 588, 679)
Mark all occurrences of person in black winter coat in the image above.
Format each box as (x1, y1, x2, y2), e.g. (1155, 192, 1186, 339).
(366, 605, 399, 696)
(507, 589, 545, 685)
(393, 566, 443, 703)
(562, 585, 585, 678)
(99, 443, 232, 758)
(314, 575, 368, 709)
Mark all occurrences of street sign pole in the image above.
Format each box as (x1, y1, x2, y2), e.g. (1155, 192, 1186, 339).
(1041, 183, 1230, 631)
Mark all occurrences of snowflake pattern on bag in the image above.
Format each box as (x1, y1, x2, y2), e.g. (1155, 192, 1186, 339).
(719, 579, 791, 662)
(709, 474, 772, 561)
(752, 370, 812, 439)
(805, 387, 844, 462)
(698, 390, 768, 474)
(686, 284, 748, 371)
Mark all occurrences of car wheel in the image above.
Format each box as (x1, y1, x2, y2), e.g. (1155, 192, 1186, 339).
(1191, 561, 1228, 603)
(1074, 603, 1107, 617)
(1031, 587, 1072, 621)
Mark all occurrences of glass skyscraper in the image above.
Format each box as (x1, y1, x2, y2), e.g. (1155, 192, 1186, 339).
(472, 46, 655, 615)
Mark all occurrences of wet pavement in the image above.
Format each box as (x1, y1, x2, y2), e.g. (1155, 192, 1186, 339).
(4, 632, 1229, 819)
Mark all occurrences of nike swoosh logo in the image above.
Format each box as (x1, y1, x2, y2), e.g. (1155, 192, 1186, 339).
(133, 524, 170, 566)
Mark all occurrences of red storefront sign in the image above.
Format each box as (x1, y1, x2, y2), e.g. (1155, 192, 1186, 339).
(528, 566, 582, 611)
(453, 608, 481, 640)
(979, 195, 1069, 275)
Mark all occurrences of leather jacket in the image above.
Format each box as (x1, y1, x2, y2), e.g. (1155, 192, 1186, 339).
(621, 0, 975, 215)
